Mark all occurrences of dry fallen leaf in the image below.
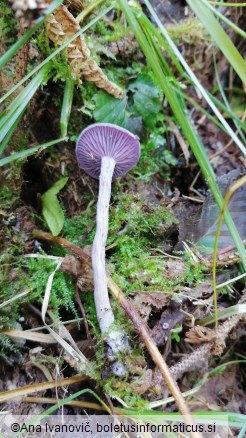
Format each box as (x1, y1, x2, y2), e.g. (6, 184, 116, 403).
(60, 254, 93, 292)
(46, 5, 124, 98)
(185, 325, 216, 344)
(133, 291, 170, 310)
(132, 291, 170, 322)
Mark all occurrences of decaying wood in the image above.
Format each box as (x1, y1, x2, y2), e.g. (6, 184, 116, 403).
(60, 254, 94, 291)
(46, 5, 124, 98)
(185, 325, 217, 345)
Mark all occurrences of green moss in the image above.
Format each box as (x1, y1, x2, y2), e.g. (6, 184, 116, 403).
(0, 159, 23, 207)
(35, 28, 73, 83)
(94, 5, 130, 43)
(106, 194, 177, 292)
(104, 374, 149, 409)
(109, 193, 175, 241)
(25, 258, 79, 318)
(62, 191, 180, 293)
(0, 0, 17, 47)
(0, 256, 79, 331)
(78, 292, 99, 338)
(62, 204, 96, 245)
(61, 191, 207, 300)
(135, 126, 177, 180)
(184, 255, 206, 284)
(0, 333, 22, 364)
(0, 179, 206, 373)
(0, 183, 19, 207)
(166, 18, 210, 47)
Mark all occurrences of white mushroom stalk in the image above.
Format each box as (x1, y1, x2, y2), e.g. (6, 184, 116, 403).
(76, 123, 140, 365)
(93, 156, 115, 333)
(92, 156, 126, 354)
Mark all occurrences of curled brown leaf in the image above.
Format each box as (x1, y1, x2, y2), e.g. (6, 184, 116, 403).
(46, 5, 124, 98)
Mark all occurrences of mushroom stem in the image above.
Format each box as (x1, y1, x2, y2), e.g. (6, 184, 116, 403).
(92, 156, 128, 356)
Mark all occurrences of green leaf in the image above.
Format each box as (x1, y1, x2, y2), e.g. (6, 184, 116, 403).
(93, 91, 127, 125)
(129, 73, 162, 128)
(93, 72, 161, 132)
(60, 79, 75, 137)
(41, 177, 68, 236)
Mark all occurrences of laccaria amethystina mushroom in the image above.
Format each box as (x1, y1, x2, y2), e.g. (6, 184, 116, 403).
(76, 123, 140, 359)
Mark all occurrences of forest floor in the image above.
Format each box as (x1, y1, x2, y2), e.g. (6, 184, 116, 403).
(0, 0, 245, 436)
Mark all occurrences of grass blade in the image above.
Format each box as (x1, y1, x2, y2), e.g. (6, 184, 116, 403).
(213, 50, 246, 144)
(0, 112, 24, 155)
(0, 137, 65, 167)
(212, 175, 246, 326)
(187, 0, 246, 84)
(117, 0, 246, 270)
(199, 0, 246, 38)
(142, 0, 246, 156)
(200, 303, 246, 326)
(0, 68, 47, 147)
(60, 79, 75, 137)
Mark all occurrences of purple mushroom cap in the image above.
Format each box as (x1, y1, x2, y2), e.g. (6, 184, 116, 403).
(76, 123, 140, 179)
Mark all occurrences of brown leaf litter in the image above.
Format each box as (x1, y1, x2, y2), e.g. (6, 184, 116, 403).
(46, 4, 124, 98)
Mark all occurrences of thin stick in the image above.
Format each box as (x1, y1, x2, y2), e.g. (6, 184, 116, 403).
(0, 376, 88, 403)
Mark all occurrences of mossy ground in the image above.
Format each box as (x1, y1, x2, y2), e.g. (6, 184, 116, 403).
(0, 51, 205, 392)
(1, 0, 244, 417)
(0, 170, 206, 404)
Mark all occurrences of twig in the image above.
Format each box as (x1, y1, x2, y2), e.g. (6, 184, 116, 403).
(32, 229, 91, 264)
(167, 117, 190, 165)
(194, 240, 246, 268)
(0, 375, 88, 403)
